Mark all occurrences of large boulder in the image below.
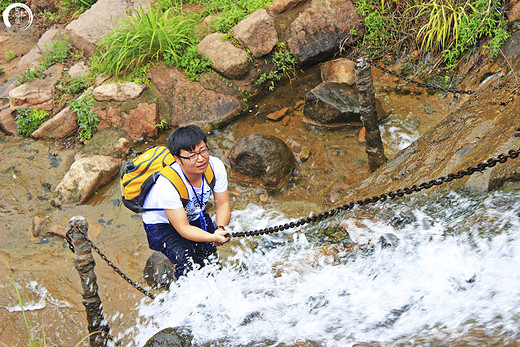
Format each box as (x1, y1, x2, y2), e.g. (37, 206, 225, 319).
(267, 0, 308, 14)
(228, 133, 296, 188)
(287, 0, 363, 65)
(147, 64, 243, 130)
(232, 9, 278, 58)
(65, 0, 153, 55)
(54, 155, 121, 205)
(197, 32, 251, 79)
(0, 106, 17, 135)
(143, 327, 194, 347)
(8, 64, 63, 111)
(303, 82, 388, 128)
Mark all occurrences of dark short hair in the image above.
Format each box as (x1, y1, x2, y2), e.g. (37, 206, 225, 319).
(167, 125, 207, 156)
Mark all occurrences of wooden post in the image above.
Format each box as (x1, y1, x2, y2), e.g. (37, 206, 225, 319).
(355, 58, 388, 172)
(69, 216, 110, 347)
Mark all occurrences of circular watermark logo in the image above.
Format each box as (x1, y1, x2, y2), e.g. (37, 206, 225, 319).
(3, 3, 33, 31)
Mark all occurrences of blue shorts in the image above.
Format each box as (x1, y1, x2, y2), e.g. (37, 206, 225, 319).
(143, 212, 217, 279)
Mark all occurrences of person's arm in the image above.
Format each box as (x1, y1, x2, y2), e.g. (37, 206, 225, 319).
(214, 190, 231, 229)
(164, 208, 229, 243)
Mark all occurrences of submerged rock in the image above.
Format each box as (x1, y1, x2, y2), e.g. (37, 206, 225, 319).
(143, 326, 193, 347)
(143, 251, 175, 289)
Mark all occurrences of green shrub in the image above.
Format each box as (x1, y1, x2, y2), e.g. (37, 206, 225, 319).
(61, 76, 87, 94)
(41, 38, 71, 69)
(70, 93, 99, 140)
(0, 67, 4, 76)
(177, 44, 212, 80)
(6, 50, 17, 62)
(17, 68, 43, 85)
(255, 44, 296, 91)
(92, 5, 196, 78)
(15, 107, 50, 136)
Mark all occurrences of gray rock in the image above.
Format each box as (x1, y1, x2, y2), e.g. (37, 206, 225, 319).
(228, 133, 295, 188)
(143, 327, 193, 347)
(288, 0, 363, 65)
(197, 32, 251, 79)
(92, 82, 146, 102)
(54, 155, 121, 205)
(143, 251, 175, 289)
(232, 9, 278, 58)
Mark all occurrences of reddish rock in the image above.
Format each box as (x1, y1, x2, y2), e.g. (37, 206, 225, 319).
(267, 0, 308, 14)
(31, 107, 78, 139)
(123, 102, 158, 140)
(148, 65, 243, 130)
(93, 106, 122, 131)
(0, 107, 17, 135)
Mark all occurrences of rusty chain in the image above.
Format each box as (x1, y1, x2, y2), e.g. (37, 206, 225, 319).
(367, 59, 475, 95)
(231, 148, 519, 237)
(66, 224, 156, 300)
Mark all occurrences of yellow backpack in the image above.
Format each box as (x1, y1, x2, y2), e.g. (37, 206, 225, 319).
(120, 146, 215, 213)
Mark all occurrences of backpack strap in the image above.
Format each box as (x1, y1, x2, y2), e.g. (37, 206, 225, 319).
(160, 161, 216, 208)
(203, 161, 216, 190)
(160, 165, 190, 207)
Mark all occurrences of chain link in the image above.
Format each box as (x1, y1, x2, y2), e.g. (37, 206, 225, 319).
(66, 225, 156, 300)
(367, 60, 475, 95)
(231, 148, 520, 238)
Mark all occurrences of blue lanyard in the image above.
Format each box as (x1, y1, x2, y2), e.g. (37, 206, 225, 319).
(181, 171, 207, 231)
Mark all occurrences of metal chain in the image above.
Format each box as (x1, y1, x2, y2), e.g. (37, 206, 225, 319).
(65, 148, 520, 299)
(66, 225, 156, 300)
(367, 60, 475, 95)
(231, 148, 520, 238)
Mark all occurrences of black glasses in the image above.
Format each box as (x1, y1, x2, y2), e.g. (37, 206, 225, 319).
(178, 148, 210, 162)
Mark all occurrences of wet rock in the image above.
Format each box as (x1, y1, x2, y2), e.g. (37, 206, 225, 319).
(228, 133, 296, 188)
(0, 107, 17, 135)
(303, 82, 360, 126)
(143, 326, 193, 347)
(266, 106, 291, 121)
(266, 0, 307, 14)
(54, 155, 121, 205)
(75, 128, 131, 159)
(148, 64, 243, 130)
(9, 64, 63, 111)
(287, 0, 363, 65)
(143, 251, 175, 289)
(197, 32, 251, 79)
(31, 107, 77, 139)
(122, 102, 159, 141)
(68, 61, 90, 78)
(92, 82, 146, 102)
(232, 9, 278, 58)
(65, 0, 153, 55)
(320, 58, 356, 86)
(32, 215, 49, 237)
(303, 82, 388, 128)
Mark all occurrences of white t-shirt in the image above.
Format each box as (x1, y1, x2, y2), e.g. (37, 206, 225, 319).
(141, 156, 228, 225)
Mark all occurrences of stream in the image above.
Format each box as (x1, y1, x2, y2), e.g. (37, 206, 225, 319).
(3, 63, 516, 346)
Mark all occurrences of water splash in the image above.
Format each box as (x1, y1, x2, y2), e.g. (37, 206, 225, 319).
(119, 191, 520, 346)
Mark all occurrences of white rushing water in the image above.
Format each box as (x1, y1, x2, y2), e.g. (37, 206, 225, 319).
(119, 190, 520, 346)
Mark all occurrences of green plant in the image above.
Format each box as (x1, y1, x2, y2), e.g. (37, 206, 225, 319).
(15, 107, 50, 136)
(70, 93, 99, 140)
(255, 47, 296, 91)
(40, 38, 71, 69)
(6, 50, 17, 62)
(17, 68, 43, 85)
(92, 5, 196, 78)
(177, 44, 212, 80)
(0, 67, 4, 76)
(61, 76, 87, 94)
(155, 119, 168, 129)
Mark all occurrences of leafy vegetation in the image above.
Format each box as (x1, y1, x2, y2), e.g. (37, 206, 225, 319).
(6, 50, 17, 62)
(70, 93, 99, 140)
(353, 0, 510, 69)
(91, 0, 273, 81)
(255, 43, 296, 91)
(40, 38, 71, 69)
(15, 107, 50, 136)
